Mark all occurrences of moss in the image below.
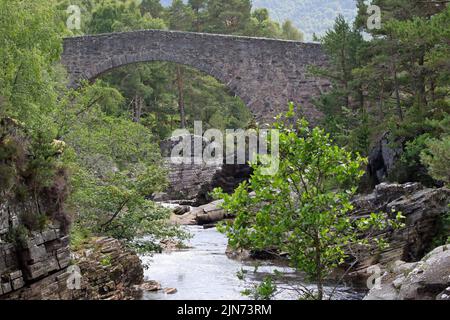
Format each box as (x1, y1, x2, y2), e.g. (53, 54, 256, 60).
(70, 225, 93, 251)
(20, 211, 49, 232)
(5, 225, 29, 248)
(100, 255, 112, 267)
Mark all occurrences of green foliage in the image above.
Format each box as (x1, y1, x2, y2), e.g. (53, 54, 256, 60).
(1, 0, 188, 252)
(431, 207, 450, 248)
(252, 0, 357, 41)
(242, 276, 277, 300)
(100, 255, 113, 267)
(389, 133, 435, 185)
(58, 84, 187, 249)
(312, 2, 450, 188)
(310, 15, 369, 156)
(421, 135, 450, 186)
(70, 224, 93, 250)
(214, 106, 404, 299)
(5, 225, 29, 248)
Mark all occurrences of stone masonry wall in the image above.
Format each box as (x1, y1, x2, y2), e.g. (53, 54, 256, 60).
(62, 29, 330, 125)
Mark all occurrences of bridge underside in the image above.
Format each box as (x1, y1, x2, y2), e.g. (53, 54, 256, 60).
(62, 29, 329, 125)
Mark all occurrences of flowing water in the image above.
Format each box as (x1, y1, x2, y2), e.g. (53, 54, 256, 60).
(140, 225, 365, 300)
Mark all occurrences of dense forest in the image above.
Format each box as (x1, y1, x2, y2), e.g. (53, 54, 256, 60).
(0, 0, 305, 252)
(0, 0, 449, 301)
(159, 0, 358, 40)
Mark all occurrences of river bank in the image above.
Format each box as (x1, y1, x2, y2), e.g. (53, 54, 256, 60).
(139, 225, 365, 300)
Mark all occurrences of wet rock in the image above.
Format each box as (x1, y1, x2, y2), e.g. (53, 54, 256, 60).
(170, 199, 231, 226)
(170, 211, 197, 225)
(160, 239, 184, 251)
(174, 205, 190, 216)
(141, 280, 161, 292)
(364, 245, 450, 300)
(194, 200, 229, 225)
(164, 288, 177, 295)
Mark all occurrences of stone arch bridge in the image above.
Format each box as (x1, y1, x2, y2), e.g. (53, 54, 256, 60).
(62, 29, 329, 125)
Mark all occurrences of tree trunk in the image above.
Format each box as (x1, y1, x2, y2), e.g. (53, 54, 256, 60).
(430, 78, 436, 103)
(393, 64, 403, 121)
(176, 66, 187, 129)
(378, 79, 385, 120)
(132, 95, 143, 123)
(314, 234, 324, 300)
(417, 53, 428, 108)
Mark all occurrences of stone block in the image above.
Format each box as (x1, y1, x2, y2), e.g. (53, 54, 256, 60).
(4, 246, 18, 269)
(11, 277, 24, 290)
(9, 270, 22, 280)
(57, 248, 71, 269)
(1, 281, 12, 294)
(0, 254, 6, 272)
(41, 229, 58, 243)
(59, 235, 70, 248)
(25, 244, 48, 264)
(31, 232, 45, 246)
(46, 256, 60, 273)
(24, 261, 47, 280)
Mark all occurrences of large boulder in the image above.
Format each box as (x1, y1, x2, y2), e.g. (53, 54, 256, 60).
(194, 200, 228, 225)
(169, 199, 232, 226)
(368, 132, 403, 185)
(345, 183, 449, 283)
(365, 244, 450, 300)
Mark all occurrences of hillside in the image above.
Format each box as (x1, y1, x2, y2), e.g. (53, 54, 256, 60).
(159, 0, 358, 40)
(252, 0, 357, 40)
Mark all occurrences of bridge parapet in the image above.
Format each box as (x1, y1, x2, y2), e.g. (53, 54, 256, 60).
(62, 29, 329, 124)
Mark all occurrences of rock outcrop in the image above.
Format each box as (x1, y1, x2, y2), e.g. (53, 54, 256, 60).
(0, 228, 70, 296)
(170, 200, 231, 226)
(70, 237, 144, 300)
(368, 132, 403, 186)
(158, 134, 252, 206)
(1, 237, 143, 300)
(364, 244, 450, 300)
(346, 183, 450, 282)
(0, 198, 71, 298)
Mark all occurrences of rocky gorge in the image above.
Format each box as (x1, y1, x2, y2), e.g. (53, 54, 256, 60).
(1, 181, 448, 300)
(165, 182, 450, 300)
(0, 233, 144, 300)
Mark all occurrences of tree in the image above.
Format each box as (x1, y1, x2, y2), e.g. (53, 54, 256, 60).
(421, 113, 450, 186)
(189, 0, 208, 32)
(214, 105, 403, 300)
(310, 15, 368, 155)
(58, 82, 187, 251)
(204, 0, 252, 34)
(166, 0, 194, 31)
(421, 136, 450, 186)
(281, 20, 304, 41)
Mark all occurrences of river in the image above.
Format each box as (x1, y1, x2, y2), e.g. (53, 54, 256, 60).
(140, 225, 365, 300)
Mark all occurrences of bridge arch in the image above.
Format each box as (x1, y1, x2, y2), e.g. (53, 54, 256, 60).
(62, 29, 328, 124)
